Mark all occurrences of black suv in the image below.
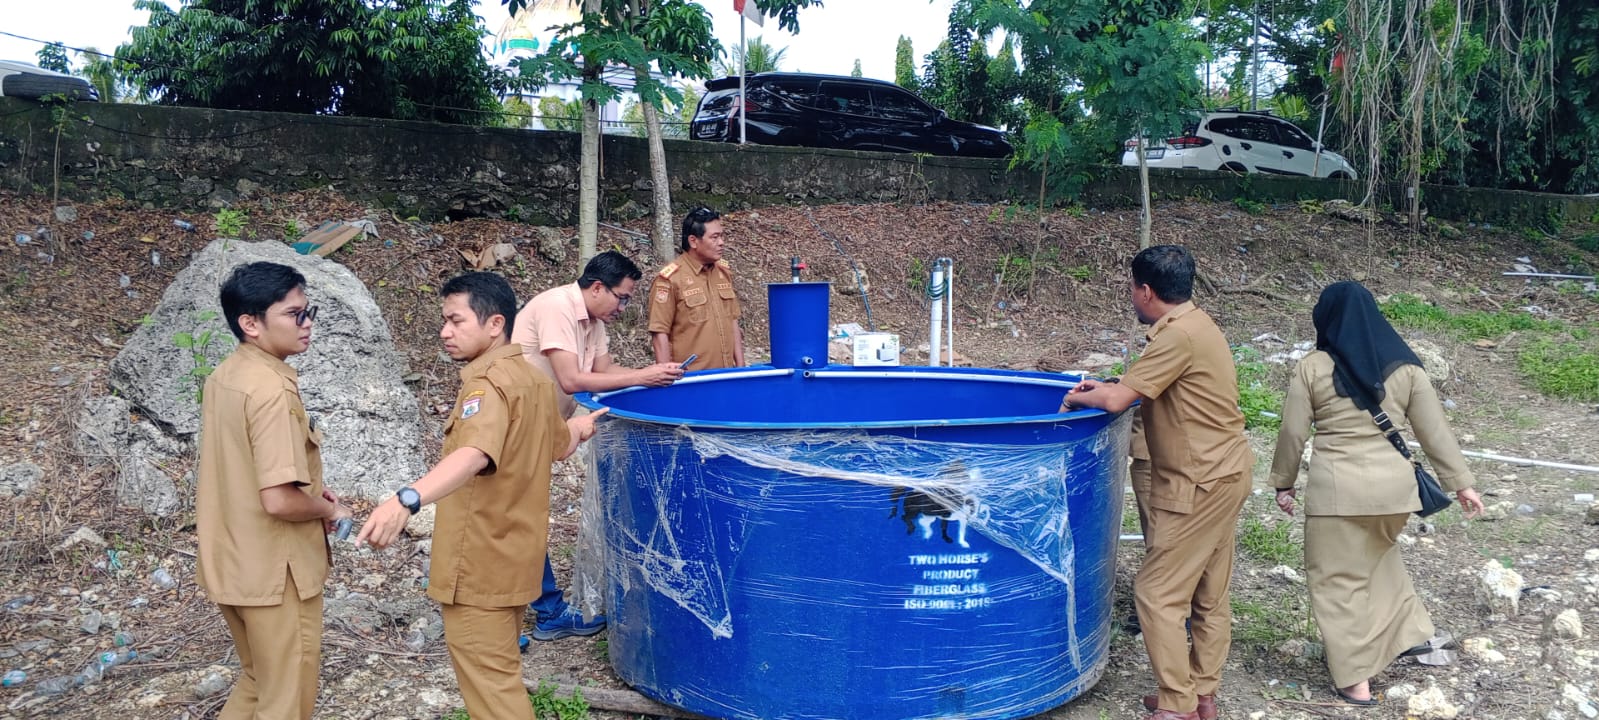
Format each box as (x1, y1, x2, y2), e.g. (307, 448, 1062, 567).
(690, 72, 1011, 159)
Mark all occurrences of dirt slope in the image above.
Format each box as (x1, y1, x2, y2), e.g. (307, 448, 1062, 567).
(1, 188, 1597, 720)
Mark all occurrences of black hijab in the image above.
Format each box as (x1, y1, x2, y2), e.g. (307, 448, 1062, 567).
(1312, 281, 1424, 411)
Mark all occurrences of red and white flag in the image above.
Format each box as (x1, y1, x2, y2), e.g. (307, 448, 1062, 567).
(733, 0, 764, 27)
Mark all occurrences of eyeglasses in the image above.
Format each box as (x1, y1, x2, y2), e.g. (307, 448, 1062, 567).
(294, 305, 319, 327)
(604, 287, 631, 309)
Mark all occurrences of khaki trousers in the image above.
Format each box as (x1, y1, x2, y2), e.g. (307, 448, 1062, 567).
(217, 572, 323, 720)
(442, 603, 536, 720)
(1135, 472, 1249, 713)
(1129, 458, 1152, 539)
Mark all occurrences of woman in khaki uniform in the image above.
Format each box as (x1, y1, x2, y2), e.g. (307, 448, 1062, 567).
(1269, 281, 1484, 705)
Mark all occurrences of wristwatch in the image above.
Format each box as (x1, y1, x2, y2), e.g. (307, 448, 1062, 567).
(396, 487, 421, 515)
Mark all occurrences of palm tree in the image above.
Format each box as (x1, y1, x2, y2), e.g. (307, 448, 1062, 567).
(76, 47, 137, 103)
(714, 36, 787, 77)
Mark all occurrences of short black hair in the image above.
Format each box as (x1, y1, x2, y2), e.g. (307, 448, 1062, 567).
(220, 262, 306, 340)
(680, 206, 721, 252)
(1130, 245, 1195, 304)
(577, 250, 643, 291)
(440, 272, 518, 341)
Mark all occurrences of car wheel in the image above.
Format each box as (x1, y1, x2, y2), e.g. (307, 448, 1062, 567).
(1220, 162, 1248, 174)
(1327, 171, 1351, 180)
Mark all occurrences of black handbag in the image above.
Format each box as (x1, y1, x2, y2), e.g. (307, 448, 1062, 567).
(1360, 404, 1454, 517)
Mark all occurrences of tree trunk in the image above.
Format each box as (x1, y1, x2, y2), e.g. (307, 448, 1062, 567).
(639, 71, 675, 263)
(577, 0, 602, 266)
(1137, 137, 1152, 249)
(579, 98, 600, 265)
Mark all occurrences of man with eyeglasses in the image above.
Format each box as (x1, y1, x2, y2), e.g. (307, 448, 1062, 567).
(510, 250, 683, 641)
(649, 207, 746, 371)
(197, 261, 352, 719)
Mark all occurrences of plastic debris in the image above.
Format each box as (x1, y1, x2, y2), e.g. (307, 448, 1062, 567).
(3, 595, 35, 611)
(173, 219, 195, 231)
(150, 567, 177, 590)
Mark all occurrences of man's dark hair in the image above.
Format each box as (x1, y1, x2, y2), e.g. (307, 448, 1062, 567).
(680, 206, 721, 252)
(219, 262, 306, 340)
(440, 272, 518, 341)
(1130, 245, 1195, 304)
(577, 250, 643, 290)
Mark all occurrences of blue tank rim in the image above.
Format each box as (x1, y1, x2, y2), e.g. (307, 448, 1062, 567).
(575, 364, 1122, 430)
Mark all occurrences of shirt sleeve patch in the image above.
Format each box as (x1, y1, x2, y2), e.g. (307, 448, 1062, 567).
(460, 397, 482, 419)
(655, 288, 670, 303)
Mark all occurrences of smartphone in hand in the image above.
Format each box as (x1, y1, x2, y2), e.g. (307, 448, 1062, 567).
(679, 354, 698, 370)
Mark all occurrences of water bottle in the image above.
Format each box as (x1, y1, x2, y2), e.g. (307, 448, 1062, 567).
(113, 631, 135, 647)
(95, 648, 138, 670)
(172, 219, 195, 231)
(2, 670, 25, 687)
(77, 648, 137, 685)
(34, 675, 80, 695)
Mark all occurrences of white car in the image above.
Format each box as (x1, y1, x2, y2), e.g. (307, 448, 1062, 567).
(1121, 110, 1355, 179)
(0, 60, 98, 101)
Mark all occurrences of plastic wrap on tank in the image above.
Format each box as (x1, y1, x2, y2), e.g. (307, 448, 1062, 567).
(577, 367, 1132, 719)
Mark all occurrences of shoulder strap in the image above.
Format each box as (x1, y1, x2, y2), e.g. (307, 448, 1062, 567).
(1340, 364, 1419, 464)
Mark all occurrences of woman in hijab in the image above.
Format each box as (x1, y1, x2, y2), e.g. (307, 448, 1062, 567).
(1268, 281, 1484, 705)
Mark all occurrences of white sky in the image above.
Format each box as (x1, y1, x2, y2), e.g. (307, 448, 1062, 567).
(0, 0, 955, 83)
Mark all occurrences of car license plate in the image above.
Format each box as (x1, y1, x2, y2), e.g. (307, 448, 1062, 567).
(1145, 148, 1165, 159)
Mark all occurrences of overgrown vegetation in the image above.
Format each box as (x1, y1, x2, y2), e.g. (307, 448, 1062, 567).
(1518, 339, 1599, 401)
(1234, 347, 1283, 432)
(173, 310, 232, 402)
(1238, 516, 1301, 566)
(1381, 293, 1599, 401)
(1380, 294, 1560, 339)
(530, 682, 590, 720)
(1231, 593, 1317, 652)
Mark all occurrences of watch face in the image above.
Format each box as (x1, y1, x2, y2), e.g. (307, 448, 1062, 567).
(398, 488, 420, 510)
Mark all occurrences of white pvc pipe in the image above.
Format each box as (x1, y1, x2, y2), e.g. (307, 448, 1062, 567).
(738, 18, 747, 145)
(929, 263, 945, 367)
(944, 258, 954, 367)
(1407, 442, 1599, 474)
(591, 368, 793, 400)
(808, 370, 1079, 390)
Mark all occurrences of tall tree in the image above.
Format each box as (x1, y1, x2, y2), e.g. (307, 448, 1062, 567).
(75, 47, 131, 103)
(36, 43, 70, 73)
(850, 59, 863, 77)
(509, 0, 819, 265)
(895, 36, 918, 90)
(977, 0, 1205, 246)
(120, 0, 513, 125)
(537, 96, 584, 131)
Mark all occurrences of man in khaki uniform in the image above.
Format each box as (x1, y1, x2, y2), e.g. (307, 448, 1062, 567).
(357, 272, 606, 719)
(1065, 245, 1251, 720)
(649, 206, 745, 370)
(199, 261, 352, 720)
(511, 250, 681, 640)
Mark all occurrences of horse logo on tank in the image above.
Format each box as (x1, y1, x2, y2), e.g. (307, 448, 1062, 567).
(887, 463, 986, 549)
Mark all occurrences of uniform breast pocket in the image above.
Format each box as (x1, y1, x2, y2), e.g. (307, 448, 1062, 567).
(684, 290, 708, 322)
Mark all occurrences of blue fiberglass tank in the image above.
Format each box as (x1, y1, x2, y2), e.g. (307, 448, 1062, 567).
(579, 283, 1130, 720)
